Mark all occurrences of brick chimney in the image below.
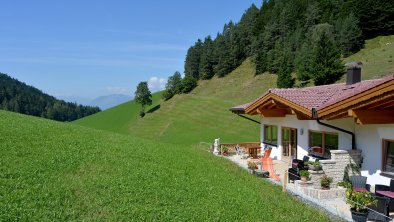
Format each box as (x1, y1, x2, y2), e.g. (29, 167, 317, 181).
(345, 61, 362, 85)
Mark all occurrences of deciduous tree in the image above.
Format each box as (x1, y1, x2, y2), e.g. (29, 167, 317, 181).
(134, 81, 152, 117)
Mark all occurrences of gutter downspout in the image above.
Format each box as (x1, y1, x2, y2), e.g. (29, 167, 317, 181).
(312, 108, 356, 150)
(237, 114, 260, 125)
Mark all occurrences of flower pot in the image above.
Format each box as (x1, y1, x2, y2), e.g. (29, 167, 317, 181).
(321, 186, 330, 190)
(248, 169, 256, 174)
(350, 208, 368, 222)
(309, 165, 321, 171)
(301, 176, 308, 182)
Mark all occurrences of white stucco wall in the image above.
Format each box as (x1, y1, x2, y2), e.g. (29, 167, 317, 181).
(355, 124, 394, 186)
(260, 115, 353, 160)
(259, 114, 394, 186)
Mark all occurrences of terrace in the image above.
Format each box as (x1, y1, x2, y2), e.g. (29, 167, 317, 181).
(215, 143, 394, 222)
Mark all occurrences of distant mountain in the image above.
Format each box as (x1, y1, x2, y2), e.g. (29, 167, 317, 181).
(57, 95, 92, 106)
(0, 73, 101, 121)
(89, 94, 132, 110)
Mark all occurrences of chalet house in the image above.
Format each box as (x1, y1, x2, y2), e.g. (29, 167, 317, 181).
(231, 64, 394, 186)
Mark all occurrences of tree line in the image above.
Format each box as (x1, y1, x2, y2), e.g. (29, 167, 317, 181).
(0, 73, 100, 121)
(160, 0, 393, 97)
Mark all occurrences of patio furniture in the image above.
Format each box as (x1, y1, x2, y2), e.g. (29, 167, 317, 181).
(351, 176, 370, 192)
(287, 156, 309, 183)
(262, 157, 280, 181)
(368, 194, 390, 222)
(247, 147, 260, 159)
(262, 148, 272, 159)
(375, 183, 394, 212)
(235, 145, 247, 159)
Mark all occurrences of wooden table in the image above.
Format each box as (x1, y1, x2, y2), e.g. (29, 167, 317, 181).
(247, 147, 261, 159)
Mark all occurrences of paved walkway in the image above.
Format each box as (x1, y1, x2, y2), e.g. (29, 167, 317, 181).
(224, 154, 393, 222)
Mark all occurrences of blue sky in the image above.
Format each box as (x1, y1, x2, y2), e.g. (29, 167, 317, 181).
(1, 1, 261, 104)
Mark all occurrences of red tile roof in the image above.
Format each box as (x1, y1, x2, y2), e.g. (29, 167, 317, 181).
(231, 75, 394, 113)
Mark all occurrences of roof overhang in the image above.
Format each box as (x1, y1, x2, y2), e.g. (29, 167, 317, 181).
(240, 92, 312, 120)
(230, 75, 394, 124)
(318, 78, 394, 124)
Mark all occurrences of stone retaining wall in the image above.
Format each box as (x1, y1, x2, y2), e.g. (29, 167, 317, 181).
(320, 150, 362, 184)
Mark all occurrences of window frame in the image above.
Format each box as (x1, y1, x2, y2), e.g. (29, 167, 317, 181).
(308, 130, 338, 158)
(263, 124, 278, 146)
(382, 139, 394, 173)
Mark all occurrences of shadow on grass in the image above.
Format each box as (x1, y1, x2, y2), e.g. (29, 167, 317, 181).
(147, 104, 161, 113)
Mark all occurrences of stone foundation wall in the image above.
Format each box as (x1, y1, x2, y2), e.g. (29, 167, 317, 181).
(320, 150, 362, 184)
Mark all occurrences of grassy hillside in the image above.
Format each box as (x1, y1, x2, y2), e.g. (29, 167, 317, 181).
(0, 110, 331, 221)
(74, 91, 162, 134)
(75, 36, 394, 145)
(343, 35, 394, 79)
(77, 58, 276, 144)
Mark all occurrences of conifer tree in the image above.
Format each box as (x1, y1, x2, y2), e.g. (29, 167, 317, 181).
(184, 39, 203, 79)
(277, 50, 294, 88)
(311, 30, 344, 85)
(336, 13, 364, 57)
(199, 36, 215, 80)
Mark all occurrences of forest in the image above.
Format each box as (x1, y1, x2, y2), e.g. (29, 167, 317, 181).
(162, 0, 393, 99)
(0, 73, 100, 121)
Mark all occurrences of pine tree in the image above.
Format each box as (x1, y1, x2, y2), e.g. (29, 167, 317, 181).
(199, 36, 215, 80)
(184, 39, 203, 79)
(134, 81, 152, 117)
(336, 13, 364, 57)
(295, 42, 314, 84)
(277, 49, 294, 88)
(311, 30, 344, 85)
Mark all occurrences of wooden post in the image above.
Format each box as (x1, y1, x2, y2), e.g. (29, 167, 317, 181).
(283, 170, 288, 192)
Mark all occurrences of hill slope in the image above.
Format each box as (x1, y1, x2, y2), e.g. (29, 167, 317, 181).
(343, 35, 394, 79)
(0, 73, 100, 121)
(74, 91, 162, 134)
(0, 110, 330, 221)
(77, 58, 275, 144)
(75, 36, 394, 145)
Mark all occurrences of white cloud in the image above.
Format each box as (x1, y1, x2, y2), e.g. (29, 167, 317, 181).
(148, 76, 166, 92)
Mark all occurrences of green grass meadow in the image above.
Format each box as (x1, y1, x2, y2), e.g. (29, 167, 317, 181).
(74, 91, 163, 134)
(76, 36, 394, 146)
(3, 36, 393, 221)
(0, 110, 331, 221)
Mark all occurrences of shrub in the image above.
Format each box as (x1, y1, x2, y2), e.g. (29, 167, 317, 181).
(299, 170, 310, 178)
(345, 187, 377, 212)
(247, 161, 258, 170)
(320, 175, 333, 188)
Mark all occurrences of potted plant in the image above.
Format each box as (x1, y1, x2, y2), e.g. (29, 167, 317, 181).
(299, 170, 310, 182)
(337, 181, 351, 189)
(220, 146, 228, 156)
(320, 175, 333, 189)
(306, 161, 322, 171)
(345, 187, 377, 222)
(247, 161, 258, 174)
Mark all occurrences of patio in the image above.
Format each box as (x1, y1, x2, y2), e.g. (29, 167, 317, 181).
(222, 153, 394, 222)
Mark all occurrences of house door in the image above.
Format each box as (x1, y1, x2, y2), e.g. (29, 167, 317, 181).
(282, 127, 297, 163)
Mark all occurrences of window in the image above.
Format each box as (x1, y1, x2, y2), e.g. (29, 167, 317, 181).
(264, 125, 277, 145)
(309, 131, 338, 158)
(383, 139, 394, 173)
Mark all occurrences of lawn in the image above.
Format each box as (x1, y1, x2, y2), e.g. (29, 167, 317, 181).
(0, 110, 332, 221)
